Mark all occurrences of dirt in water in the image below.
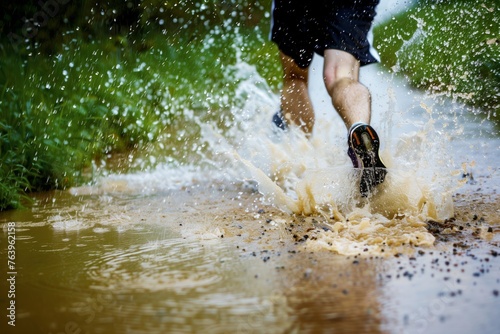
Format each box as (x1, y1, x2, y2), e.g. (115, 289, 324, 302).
(1, 179, 498, 334)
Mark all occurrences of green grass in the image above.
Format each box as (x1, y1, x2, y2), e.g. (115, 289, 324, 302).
(373, 0, 500, 124)
(0, 16, 280, 210)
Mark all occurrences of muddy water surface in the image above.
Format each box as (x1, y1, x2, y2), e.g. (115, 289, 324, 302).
(1, 181, 499, 334)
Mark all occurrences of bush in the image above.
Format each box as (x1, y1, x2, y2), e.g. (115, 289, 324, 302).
(0, 0, 279, 210)
(374, 0, 499, 123)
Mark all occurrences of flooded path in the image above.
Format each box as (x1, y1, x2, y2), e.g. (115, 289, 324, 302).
(1, 180, 499, 333)
(1, 58, 500, 333)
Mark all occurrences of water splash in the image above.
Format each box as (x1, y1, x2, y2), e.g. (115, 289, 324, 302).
(191, 53, 461, 255)
(78, 48, 466, 256)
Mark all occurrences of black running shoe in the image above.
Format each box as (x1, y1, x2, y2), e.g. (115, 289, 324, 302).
(272, 110, 288, 131)
(348, 123, 387, 197)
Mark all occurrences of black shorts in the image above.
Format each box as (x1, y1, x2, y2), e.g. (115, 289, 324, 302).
(270, 0, 380, 68)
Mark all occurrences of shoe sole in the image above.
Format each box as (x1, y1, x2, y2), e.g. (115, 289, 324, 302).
(350, 124, 387, 197)
(272, 111, 287, 131)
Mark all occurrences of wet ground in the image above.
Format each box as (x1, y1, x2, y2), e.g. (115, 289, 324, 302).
(0, 178, 498, 334)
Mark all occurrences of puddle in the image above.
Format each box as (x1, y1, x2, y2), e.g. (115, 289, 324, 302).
(1, 183, 499, 333)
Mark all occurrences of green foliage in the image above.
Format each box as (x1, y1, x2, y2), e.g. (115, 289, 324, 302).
(0, 1, 279, 210)
(374, 0, 500, 123)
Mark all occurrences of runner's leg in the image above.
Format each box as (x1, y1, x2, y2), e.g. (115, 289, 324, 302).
(279, 51, 315, 134)
(322, 49, 371, 130)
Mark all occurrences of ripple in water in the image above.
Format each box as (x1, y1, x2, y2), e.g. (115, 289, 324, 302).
(86, 239, 226, 293)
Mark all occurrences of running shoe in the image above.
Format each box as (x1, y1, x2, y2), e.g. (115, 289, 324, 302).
(272, 110, 288, 131)
(348, 122, 387, 197)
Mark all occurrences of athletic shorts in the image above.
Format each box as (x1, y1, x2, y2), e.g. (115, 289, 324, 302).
(270, 0, 380, 68)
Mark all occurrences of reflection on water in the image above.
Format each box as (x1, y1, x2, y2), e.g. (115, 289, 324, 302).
(0, 191, 292, 333)
(86, 239, 225, 292)
(281, 254, 384, 333)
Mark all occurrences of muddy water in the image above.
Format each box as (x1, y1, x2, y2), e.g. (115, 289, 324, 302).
(2, 55, 500, 334)
(0, 180, 499, 333)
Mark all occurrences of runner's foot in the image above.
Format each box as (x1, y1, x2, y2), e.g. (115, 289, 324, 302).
(272, 110, 288, 131)
(348, 122, 387, 197)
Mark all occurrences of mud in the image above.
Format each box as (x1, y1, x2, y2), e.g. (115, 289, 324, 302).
(1, 179, 498, 334)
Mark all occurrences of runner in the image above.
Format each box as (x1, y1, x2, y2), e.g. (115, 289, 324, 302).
(270, 0, 387, 196)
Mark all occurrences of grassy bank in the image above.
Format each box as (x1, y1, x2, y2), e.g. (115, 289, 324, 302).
(373, 0, 499, 123)
(0, 1, 279, 210)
